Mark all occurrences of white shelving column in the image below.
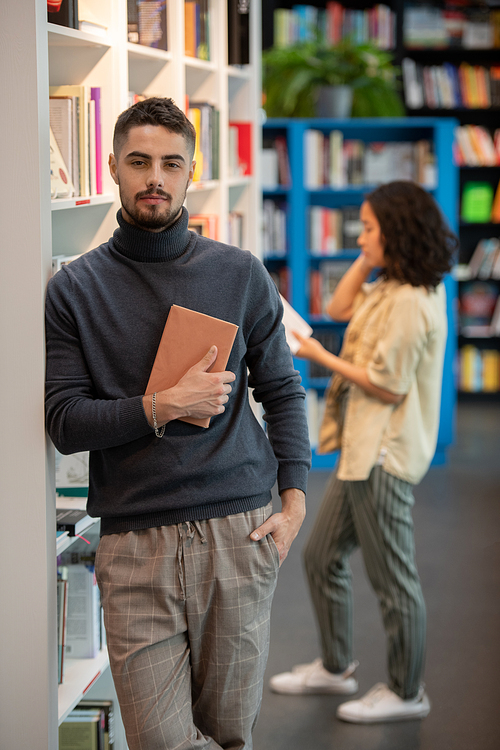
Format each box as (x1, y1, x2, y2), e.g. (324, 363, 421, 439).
(0, 1, 56, 749)
(0, 2, 261, 747)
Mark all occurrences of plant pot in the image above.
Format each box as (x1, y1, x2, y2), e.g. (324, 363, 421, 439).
(315, 85, 353, 118)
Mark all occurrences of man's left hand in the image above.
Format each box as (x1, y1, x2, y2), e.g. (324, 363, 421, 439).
(250, 488, 306, 566)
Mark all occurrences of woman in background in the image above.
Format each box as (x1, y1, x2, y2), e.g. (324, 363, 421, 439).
(270, 180, 457, 723)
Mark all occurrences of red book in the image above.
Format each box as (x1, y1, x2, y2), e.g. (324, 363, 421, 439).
(228, 121, 253, 176)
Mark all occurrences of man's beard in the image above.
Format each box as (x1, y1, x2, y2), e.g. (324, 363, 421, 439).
(120, 184, 189, 231)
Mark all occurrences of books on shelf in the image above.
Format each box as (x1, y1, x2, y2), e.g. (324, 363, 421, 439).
(308, 329, 342, 379)
(308, 205, 363, 255)
(228, 121, 253, 177)
(228, 0, 250, 65)
(403, 3, 500, 50)
(60, 700, 114, 750)
(261, 135, 291, 189)
(310, 260, 352, 316)
(403, 59, 500, 110)
(273, 2, 395, 50)
(59, 710, 102, 750)
(459, 279, 499, 336)
(184, 0, 210, 60)
(187, 102, 220, 182)
(47, 0, 79, 29)
(188, 213, 218, 240)
(304, 129, 436, 189)
(458, 238, 500, 281)
(262, 199, 287, 257)
(454, 125, 500, 167)
(62, 561, 101, 659)
(461, 181, 495, 223)
(268, 266, 291, 302)
(228, 211, 244, 249)
(459, 345, 500, 392)
(49, 85, 103, 198)
(127, 0, 168, 50)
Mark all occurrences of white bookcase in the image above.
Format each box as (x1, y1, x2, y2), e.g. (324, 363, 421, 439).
(0, 2, 261, 748)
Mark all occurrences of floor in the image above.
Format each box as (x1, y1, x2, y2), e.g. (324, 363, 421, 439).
(254, 403, 500, 750)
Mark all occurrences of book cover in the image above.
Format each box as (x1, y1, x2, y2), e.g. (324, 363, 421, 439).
(59, 713, 100, 750)
(227, 0, 250, 65)
(77, 700, 115, 749)
(188, 213, 218, 239)
(48, 0, 79, 29)
(91, 88, 102, 194)
(50, 127, 74, 199)
(228, 121, 252, 176)
(187, 106, 204, 181)
(280, 294, 313, 355)
(88, 99, 96, 196)
(184, 0, 197, 57)
(49, 98, 74, 191)
(50, 85, 90, 196)
(138, 0, 168, 50)
(145, 305, 239, 428)
(64, 564, 101, 659)
(57, 571, 68, 684)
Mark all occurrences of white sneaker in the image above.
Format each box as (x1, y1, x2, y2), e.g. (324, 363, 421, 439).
(269, 658, 359, 695)
(336, 683, 431, 723)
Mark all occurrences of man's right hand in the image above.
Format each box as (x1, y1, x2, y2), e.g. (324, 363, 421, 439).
(143, 346, 236, 428)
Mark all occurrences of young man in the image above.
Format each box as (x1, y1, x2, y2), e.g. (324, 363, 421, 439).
(45, 98, 311, 750)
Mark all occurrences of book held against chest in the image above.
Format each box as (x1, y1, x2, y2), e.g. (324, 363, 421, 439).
(145, 305, 239, 428)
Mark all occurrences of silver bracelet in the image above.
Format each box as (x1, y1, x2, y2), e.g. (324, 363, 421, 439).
(152, 392, 165, 438)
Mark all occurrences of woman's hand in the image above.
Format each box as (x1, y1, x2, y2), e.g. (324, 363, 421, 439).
(293, 332, 329, 364)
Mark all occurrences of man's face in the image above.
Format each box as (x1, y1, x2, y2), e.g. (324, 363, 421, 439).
(109, 125, 195, 232)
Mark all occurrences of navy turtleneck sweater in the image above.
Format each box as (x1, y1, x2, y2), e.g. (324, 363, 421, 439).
(45, 208, 311, 534)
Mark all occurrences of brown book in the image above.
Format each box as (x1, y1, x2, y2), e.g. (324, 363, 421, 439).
(145, 305, 239, 428)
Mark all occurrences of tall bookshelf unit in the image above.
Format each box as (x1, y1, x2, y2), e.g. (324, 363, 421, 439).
(262, 117, 458, 469)
(0, 1, 261, 748)
(261, 0, 500, 397)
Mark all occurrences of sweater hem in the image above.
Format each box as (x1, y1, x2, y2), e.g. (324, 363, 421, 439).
(99, 491, 272, 536)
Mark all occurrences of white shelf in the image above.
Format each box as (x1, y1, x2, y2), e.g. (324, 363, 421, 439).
(183, 55, 217, 72)
(48, 23, 111, 49)
(127, 42, 172, 62)
(51, 194, 115, 211)
(58, 649, 110, 725)
(187, 179, 220, 193)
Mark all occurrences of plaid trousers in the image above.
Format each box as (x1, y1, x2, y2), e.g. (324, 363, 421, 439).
(95, 503, 279, 750)
(304, 466, 426, 700)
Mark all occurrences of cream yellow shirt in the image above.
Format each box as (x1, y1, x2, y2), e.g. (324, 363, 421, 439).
(318, 278, 448, 485)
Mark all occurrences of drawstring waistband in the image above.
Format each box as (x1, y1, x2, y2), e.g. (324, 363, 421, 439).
(184, 520, 207, 544)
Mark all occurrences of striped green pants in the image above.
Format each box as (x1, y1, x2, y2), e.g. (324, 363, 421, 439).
(303, 465, 426, 700)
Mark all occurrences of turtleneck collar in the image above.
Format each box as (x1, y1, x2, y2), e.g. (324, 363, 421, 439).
(111, 205, 192, 263)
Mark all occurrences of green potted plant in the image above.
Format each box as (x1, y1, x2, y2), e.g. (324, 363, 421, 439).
(262, 37, 405, 118)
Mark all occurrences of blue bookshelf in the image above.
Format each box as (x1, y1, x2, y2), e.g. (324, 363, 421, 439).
(262, 117, 459, 469)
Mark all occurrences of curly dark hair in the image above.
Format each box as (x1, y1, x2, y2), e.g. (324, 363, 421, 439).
(113, 97, 196, 159)
(365, 180, 458, 289)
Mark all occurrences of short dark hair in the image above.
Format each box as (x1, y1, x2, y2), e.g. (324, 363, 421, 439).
(113, 97, 196, 159)
(365, 180, 458, 289)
